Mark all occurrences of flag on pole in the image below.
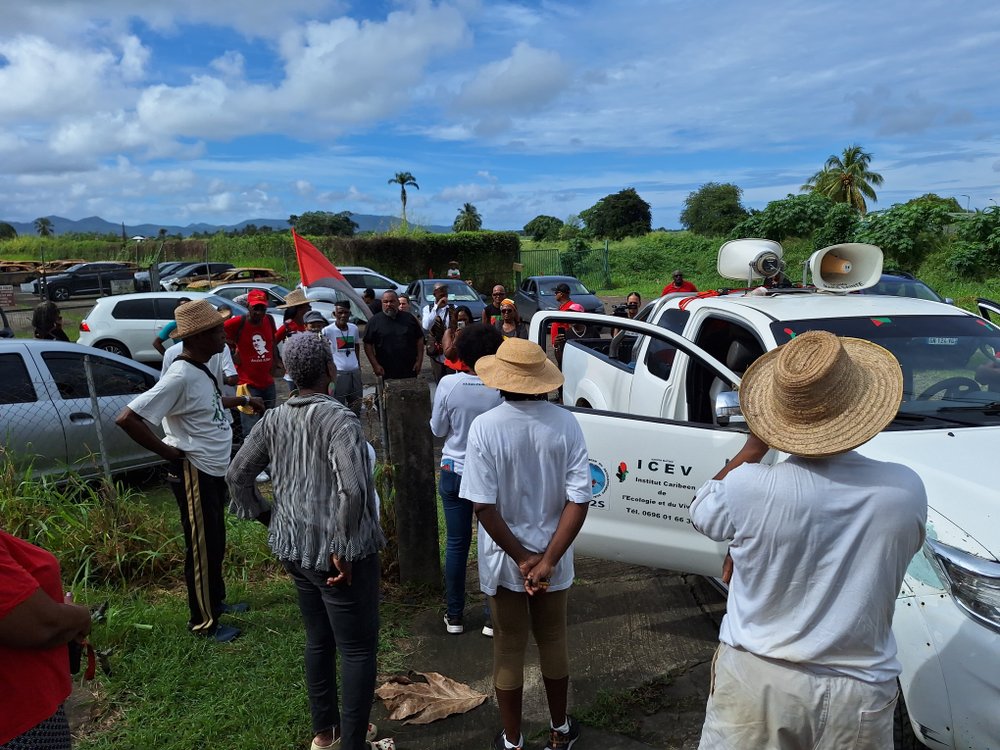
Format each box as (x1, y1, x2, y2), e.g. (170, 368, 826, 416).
(291, 229, 371, 321)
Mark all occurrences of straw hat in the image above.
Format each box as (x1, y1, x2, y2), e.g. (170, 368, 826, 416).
(476, 338, 564, 394)
(169, 300, 227, 339)
(277, 288, 310, 309)
(738, 330, 902, 457)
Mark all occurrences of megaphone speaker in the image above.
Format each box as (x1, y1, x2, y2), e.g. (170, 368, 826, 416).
(808, 243, 882, 292)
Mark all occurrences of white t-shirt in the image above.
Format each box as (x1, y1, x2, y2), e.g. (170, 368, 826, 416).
(321, 322, 360, 373)
(461, 400, 592, 595)
(690, 451, 927, 684)
(429, 372, 502, 474)
(422, 304, 449, 363)
(127, 359, 233, 477)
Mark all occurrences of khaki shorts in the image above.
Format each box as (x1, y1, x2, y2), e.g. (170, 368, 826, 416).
(698, 643, 898, 750)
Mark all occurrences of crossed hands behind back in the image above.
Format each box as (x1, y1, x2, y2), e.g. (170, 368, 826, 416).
(518, 552, 552, 596)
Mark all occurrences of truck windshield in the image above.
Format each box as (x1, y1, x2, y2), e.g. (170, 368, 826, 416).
(770, 315, 1000, 421)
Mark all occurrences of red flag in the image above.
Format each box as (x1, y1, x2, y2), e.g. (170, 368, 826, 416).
(291, 230, 371, 320)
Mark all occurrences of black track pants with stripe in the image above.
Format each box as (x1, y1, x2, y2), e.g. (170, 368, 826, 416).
(169, 459, 227, 634)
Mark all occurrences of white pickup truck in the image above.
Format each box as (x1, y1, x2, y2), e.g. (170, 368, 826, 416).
(532, 243, 1000, 749)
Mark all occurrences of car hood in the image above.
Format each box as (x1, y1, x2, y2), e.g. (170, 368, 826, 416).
(538, 293, 604, 312)
(858, 427, 1000, 559)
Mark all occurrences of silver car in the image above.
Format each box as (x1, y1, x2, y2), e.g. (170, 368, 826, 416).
(0, 340, 164, 478)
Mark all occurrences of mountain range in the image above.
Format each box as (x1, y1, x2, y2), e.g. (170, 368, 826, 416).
(2, 214, 452, 237)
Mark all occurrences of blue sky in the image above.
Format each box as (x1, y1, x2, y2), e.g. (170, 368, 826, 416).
(2, 0, 999, 230)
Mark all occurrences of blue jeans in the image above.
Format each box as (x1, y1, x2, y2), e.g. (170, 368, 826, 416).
(281, 554, 380, 750)
(440, 468, 475, 618)
(240, 382, 276, 437)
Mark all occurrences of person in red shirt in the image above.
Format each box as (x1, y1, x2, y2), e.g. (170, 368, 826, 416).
(225, 289, 280, 436)
(661, 270, 698, 296)
(0, 529, 92, 748)
(551, 283, 584, 369)
(275, 288, 312, 343)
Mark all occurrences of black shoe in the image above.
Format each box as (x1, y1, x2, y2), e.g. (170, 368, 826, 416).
(544, 716, 580, 749)
(222, 601, 250, 614)
(492, 729, 522, 750)
(444, 613, 464, 634)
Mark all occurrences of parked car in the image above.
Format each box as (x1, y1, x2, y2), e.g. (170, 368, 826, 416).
(514, 275, 605, 321)
(31, 262, 136, 301)
(856, 271, 952, 304)
(0, 339, 164, 478)
(338, 266, 407, 297)
(301, 286, 369, 324)
(542, 241, 1000, 748)
(77, 291, 282, 365)
(159, 262, 234, 291)
(133, 261, 188, 292)
(185, 267, 281, 290)
(212, 282, 291, 309)
(404, 278, 487, 319)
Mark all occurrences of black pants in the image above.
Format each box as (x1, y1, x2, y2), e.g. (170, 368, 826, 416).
(282, 554, 380, 750)
(169, 459, 227, 634)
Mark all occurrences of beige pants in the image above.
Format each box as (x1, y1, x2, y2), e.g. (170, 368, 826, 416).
(699, 643, 898, 750)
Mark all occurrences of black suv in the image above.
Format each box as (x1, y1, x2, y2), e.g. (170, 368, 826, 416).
(33, 262, 136, 301)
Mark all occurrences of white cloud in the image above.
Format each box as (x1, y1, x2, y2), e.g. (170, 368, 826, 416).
(454, 42, 569, 114)
(210, 51, 245, 80)
(437, 182, 508, 202)
(118, 34, 149, 81)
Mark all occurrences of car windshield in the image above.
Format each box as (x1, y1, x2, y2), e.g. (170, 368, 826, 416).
(863, 278, 944, 303)
(539, 280, 590, 296)
(65, 264, 86, 272)
(771, 315, 1000, 424)
(206, 294, 247, 316)
(421, 282, 480, 303)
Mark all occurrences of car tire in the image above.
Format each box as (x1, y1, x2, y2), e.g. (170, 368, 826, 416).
(48, 285, 70, 301)
(893, 685, 919, 750)
(96, 340, 132, 359)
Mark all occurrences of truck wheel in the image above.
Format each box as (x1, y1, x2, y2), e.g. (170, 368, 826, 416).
(893, 687, 919, 750)
(48, 285, 70, 301)
(97, 340, 132, 358)
(576, 399, 592, 408)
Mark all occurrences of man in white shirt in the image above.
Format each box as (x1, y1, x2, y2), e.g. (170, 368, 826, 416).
(690, 330, 927, 749)
(116, 300, 263, 643)
(322, 301, 362, 414)
(422, 282, 451, 382)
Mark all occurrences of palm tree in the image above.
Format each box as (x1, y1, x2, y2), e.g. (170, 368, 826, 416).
(34, 217, 54, 237)
(452, 203, 482, 232)
(801, 144, 884, 215)
(387, 171, 419, 226)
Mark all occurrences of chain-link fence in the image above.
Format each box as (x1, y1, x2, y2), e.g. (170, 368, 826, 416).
(0, 351, 163, 487)
(519, 245, 612, 291)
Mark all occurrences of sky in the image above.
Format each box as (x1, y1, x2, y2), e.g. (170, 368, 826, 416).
(2, 0, 999, 231)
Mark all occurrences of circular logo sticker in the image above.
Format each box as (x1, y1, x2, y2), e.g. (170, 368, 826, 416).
(589, 460, 609, 499)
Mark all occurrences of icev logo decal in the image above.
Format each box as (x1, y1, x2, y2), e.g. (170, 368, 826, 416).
(589, 460, 609, 499)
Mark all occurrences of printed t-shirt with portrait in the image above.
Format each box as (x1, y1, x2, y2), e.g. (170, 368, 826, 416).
(461, 400, 592, 596)
(126, 360, 233, 476)
(322, 322, 360, 373)
(0, 530, 72, 745)
(224, 314, 276, 388)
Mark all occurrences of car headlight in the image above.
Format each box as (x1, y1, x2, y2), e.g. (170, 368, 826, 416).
(925, 538, 1000, 632)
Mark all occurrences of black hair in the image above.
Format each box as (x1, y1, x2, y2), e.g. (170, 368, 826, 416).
(499, 390, 547, 401)
(627, 291, 641, 301)
(363, 287, 375, 298)
(31, 301, 60, 334)
(456, 323, 502, 371)
(455, 305, 473, 321)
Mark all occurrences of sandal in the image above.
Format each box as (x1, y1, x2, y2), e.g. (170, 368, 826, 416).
(310, 723, 378, 750)
(369, 739, 395, 750)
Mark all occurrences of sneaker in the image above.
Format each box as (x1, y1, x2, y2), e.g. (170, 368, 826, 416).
(212, 624, 242, 643)
(221, 601, 250, 614)
(443, 613, 464, 634)
(482, 618, 494, 638)
(544, 716, 580, 749)
(492, 729, 522, 750)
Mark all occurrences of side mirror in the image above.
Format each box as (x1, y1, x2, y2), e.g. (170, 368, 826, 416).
(945, 297, 954, 306)
(0, 328, 13, 339)
(715, 390, 745, 426)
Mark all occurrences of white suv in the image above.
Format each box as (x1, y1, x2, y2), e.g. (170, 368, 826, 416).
(336, 266, 406, 297)
(77, 291, 282, 365)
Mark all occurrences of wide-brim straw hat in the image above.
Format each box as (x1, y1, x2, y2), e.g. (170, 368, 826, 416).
(277, 288, 311, 309)
(476, 338, 564, 394)
(738, 330, 902, 457)
(169, 300, 227, 340)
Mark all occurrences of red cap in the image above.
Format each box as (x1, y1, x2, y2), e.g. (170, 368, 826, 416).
(247, 289, 268, 307)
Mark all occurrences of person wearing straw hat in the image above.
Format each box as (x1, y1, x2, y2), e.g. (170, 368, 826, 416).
(276, 288, 313, 342)
(117, 300, 264, 643)
(461, 338, 591, 750)
(690, 330, 927, 749)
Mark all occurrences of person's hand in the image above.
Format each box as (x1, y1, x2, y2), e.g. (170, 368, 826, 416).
(372, 363, 385, 377)
(554, 333, 566, 347)
(722, 551, 734, 585)
(435, 295, 449, 310)
(517, 552, 543, 578)
(326, 556, 352, 586)
(163, 445, 185, 462)
(412, 358, 422, 374)
(248, 396, 265, 414)
(523, 559, 554, 596)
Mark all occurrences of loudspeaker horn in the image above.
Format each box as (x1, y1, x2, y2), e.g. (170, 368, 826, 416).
(717, 239, 784, 284)
(806, 243, 883, 292)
